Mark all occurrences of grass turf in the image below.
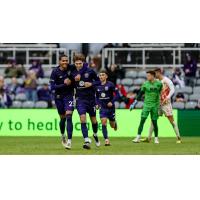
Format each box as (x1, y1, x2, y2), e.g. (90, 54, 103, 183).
(0, 137, 200, 155)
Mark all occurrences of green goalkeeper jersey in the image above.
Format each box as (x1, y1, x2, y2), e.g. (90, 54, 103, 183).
(141, 80, 162, 107)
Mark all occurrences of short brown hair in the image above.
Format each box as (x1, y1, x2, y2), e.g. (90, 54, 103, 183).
(99, 69, 108, 75)
(154, 68, 162, 73)
(73, 53, 85, 62)
(146, 70, 156, 76)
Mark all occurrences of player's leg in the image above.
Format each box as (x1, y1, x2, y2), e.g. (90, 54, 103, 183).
(132, 117, 147, 143)
(109, 109, 117, 131)
(101, 117, 110, 146)
(79, 114, 91, 149)
(63, 97, 74, 149)
(152, 120, 159, 143)
(167, 115, 181, 143)
(65, 110, 73, 149)
(151, 106, 159, 144)
(76, 100, 91, 149)
(133, 107, 149, 143)
(163, 103, 181, 143)
(59, 114, 67, 147)
(145, 106, 163, 142)
(88, 102, 100, 147)
(55, 98, 68, 148)
(140, 122, 154, 143)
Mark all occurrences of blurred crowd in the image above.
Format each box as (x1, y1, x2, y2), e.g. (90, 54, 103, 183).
(0, 48, 200, 109)
(0, 60, 52, 108)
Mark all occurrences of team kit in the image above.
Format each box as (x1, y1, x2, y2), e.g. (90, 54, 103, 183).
(50, 53, 182, 150)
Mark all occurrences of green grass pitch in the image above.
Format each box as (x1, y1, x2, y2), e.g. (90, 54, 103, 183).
(0, 137, 200, 155)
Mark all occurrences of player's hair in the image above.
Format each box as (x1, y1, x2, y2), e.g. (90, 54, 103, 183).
(99, 69, 108, 75)
(154, 68, 162, 73)
(146, 70, 156, 76)
(59, 54, 68, 61)
(73, 53, 85, 62)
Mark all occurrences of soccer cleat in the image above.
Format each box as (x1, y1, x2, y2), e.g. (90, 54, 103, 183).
(140, 137, 151, 143)
(154, 137, 159, 144)
(132, 137, 140, 143)
(105, 139, 111, 146)
(61, 137, 68, 148)
(65, 140, 72, 150)
(176, 139, 182, 144)
(88, 138, 92, 144)
(93, 134, 100, 147)
(83, 142, 91, 149)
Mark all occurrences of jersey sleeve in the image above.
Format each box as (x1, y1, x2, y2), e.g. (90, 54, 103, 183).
(49, 69, 65, 92)
(141, 82, 146, 92)
(135, 83, 145, 101)
(91, 70, 101, 86)
(165, 78, 175, 98)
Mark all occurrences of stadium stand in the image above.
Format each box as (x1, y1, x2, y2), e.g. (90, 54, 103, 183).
(0, 43, 200, 109)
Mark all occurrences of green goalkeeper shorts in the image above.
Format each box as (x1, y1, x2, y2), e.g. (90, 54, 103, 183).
(141, 106, 159, 120)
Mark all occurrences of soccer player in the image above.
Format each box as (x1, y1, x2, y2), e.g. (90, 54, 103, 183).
(50, 54, 74, 149)
(72, 53, 100, 149)
(145, 68, 182, 143)
(94, 70, 119, 146)
(130, 71, 162, 144)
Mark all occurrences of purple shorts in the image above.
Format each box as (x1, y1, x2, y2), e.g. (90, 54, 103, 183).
(55, 96, 74, 115)
(76, 99, 96, 117)
(100, 108, 116, 121)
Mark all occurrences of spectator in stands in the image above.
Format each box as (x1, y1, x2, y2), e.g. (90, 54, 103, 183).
(89, 56, 101, 73)
(183, 53, 197, 86)
(105, 64, 125, 85)
(37, 84, 52, 108)
(24, 70, 38, 102)
(175, 92, 185, 102)
(29, 60, 44, 78)
(7, 77, 24, 95)
(4, 60, 25, 78)
(0, 76, 12, 108)
(172, 67, 185, 88)
(116, 84, 127, 97)
(16, 64, 26, 77)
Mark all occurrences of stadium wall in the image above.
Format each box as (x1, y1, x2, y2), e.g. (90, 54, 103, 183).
(0, 109, 186, 137)
(178, 110, 200, 136)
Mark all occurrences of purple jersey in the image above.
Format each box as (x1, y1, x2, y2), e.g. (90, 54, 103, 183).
(95, 81, 120, 109)
(71, 63, 100, 101)
(50, 65, 75, 98)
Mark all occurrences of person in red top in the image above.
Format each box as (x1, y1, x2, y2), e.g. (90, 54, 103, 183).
(116, 84, 127, 97)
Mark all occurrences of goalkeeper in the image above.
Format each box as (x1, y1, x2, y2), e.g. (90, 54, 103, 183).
(130, 70, 162, 144)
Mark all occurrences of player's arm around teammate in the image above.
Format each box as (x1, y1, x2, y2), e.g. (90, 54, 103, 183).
(50, 54, 74, 149)
(72, 54, 100, 149)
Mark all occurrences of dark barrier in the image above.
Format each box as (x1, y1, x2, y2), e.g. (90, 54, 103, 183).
(178, 110, 200, 136)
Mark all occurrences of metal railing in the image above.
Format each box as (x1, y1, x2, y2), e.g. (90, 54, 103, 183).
(0, 47, 76, 67)
(101, 47, 200, 68)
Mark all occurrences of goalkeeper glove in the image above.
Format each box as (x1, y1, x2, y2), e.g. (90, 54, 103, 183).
(130, 100, 138, 111)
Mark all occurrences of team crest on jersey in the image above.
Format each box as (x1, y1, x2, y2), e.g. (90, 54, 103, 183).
(79, 81, 85, 86)
(105, 86, 109, 91)
(84, 73, 89, 78)
(101, 92, 106, 98)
